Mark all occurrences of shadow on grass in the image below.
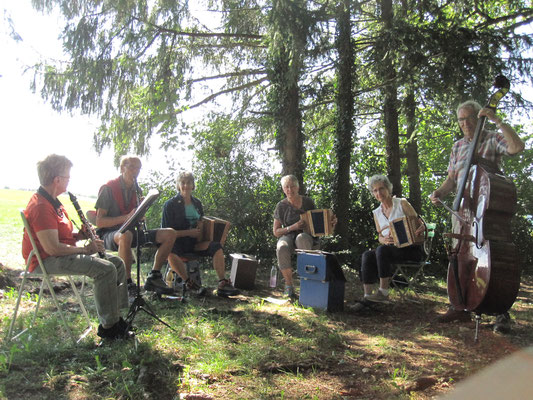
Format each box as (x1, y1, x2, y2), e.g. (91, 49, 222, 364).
(2, 259, 533, 399)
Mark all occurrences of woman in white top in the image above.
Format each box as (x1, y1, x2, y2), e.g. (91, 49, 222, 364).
(361, 175, 425, 303)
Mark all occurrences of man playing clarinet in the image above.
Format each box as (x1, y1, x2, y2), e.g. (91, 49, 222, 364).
(95, 155, 176, 296)
(23, 154, 134, 340)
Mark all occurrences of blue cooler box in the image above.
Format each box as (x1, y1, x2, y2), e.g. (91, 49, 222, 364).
(297, 250, 346, 312)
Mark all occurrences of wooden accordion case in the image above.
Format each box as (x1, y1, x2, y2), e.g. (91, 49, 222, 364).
(299, 209, 334, 237)
(200, 216, 231, 246)
(389, 215, 423, 248)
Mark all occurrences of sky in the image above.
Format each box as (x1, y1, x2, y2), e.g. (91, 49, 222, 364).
(0, 1, 187, 197)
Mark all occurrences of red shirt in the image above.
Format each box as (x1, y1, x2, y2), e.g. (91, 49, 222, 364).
(22, 193, 76, 272)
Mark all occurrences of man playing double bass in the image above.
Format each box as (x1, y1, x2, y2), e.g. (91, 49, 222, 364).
(430, 100, 525, 333)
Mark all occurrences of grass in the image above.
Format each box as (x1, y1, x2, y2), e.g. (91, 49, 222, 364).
(0, 189, 94, 269)
(1, 189, 533, 399)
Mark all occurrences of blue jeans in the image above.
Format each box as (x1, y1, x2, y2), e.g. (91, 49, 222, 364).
(38, 254, 128, 327)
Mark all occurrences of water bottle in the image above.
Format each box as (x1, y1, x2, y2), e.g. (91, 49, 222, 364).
(269, 265, 278, 288)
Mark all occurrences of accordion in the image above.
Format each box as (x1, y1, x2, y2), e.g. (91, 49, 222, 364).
(299, 209, 334, 237)
(389, 215, 424, 248)
(200, 216, 231, 246)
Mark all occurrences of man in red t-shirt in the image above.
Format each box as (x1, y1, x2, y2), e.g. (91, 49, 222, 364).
(22, 154, 134, 341)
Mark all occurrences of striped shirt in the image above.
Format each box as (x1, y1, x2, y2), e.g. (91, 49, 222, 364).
(448, 130, 509, 184)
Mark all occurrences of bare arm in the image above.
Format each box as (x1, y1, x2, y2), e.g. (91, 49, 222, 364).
(479, 107, 525, 155)
(273, 218, 305, 238)
(175, 219, 202, 239)
(373, 213, 393, 245)
(36, 229, 103, 256)
(429, 172, 456, 206)
(95, 207, 134, 229)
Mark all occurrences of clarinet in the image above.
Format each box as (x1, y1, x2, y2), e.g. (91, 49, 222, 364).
(68, 192, 106, 258)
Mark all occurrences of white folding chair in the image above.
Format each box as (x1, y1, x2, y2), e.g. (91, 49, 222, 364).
(6, 210, 92, 345)
(391, 222, 436, 301)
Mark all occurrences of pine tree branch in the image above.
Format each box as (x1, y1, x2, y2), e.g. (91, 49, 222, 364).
(132, 16, 263, 40)
(189, 69, 267, 83)
(474, 8, 533, 31)
(179, 77, 268, 113)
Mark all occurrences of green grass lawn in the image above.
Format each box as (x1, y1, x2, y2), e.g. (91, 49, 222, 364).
(0, 189, 95, 270)
(0, 189, 532, 400)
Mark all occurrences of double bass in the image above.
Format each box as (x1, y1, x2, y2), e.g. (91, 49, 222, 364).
(445, 76, 520, 340)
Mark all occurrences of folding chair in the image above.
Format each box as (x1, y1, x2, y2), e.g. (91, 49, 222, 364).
(164, 254, 203, 295)
(6, 210, 93, 345)
(391, 222, 436, 301)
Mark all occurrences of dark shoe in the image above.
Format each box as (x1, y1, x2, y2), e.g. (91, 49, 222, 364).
(144, 271, 175, 295)
(494, 312, 511, 334)
(437, 307, 471, 323)
(284, 285, 297, 300)
(186, 278, 207, 296)
(97, 317, 135, 340)
(347, 301, 366, 312)
(217, 279, 240, 297)
(127, 281, 138, 296)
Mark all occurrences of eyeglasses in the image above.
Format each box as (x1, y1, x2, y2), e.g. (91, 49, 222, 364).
(126, 164, 142, 171)
(58, 176, 70, 180)
(458, 115, 476, 123)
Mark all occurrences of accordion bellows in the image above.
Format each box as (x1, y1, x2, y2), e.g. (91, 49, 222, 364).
(200, 216, 230, 245)
(390, 215, 424, 248)
(299, 209, 334, 237)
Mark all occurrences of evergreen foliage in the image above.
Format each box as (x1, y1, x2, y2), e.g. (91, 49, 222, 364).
(23, 0, 533, 273)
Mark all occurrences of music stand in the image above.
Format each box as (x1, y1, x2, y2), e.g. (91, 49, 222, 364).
(119, 189, 177, 332)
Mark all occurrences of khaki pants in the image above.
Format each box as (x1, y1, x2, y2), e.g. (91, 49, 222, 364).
(276, 232, 316, 270)
(38, 254, 128, 326)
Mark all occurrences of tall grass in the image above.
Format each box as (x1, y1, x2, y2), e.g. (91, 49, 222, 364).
(0, 189, 94, 270)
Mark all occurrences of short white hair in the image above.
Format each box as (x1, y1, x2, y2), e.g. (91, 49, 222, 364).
(456, 100, 482, 117)
(367, 174, 392, 193)
(280, 174, 299, 187)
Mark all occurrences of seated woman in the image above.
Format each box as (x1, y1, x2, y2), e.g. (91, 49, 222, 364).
(272, 175, 336, 298)
(361, 174, 425, 303)
(161, 172, 239, 297)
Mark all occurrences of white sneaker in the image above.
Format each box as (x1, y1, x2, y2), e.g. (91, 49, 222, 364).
(365, 291, 389, 303)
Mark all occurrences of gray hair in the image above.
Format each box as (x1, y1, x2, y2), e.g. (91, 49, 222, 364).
(367, 174, 392, 193)
(119, 155, 142, 173)
(176, 171, 195, 191)
(280, 174, 299, 188)
(456, 100, 482, 118)
(37, 154, 73, 186)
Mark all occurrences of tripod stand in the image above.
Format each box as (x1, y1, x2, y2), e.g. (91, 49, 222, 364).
(119, 190, 177, 333)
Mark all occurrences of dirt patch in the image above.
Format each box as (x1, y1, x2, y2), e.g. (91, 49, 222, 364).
(0, 263, 17, 291)
(3, 260, 532, 399)
(182, 271, 533, 399)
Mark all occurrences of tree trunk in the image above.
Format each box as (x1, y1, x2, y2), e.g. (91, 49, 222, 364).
(380, 0, 402, 197)
(333, 0, 355, 243)
(280, 80, 304, 182)
(404, 89, 422, 213)
(268, 0, 306, 185)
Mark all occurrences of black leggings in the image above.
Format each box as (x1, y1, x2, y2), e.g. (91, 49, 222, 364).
(361, 244, 423, 284)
